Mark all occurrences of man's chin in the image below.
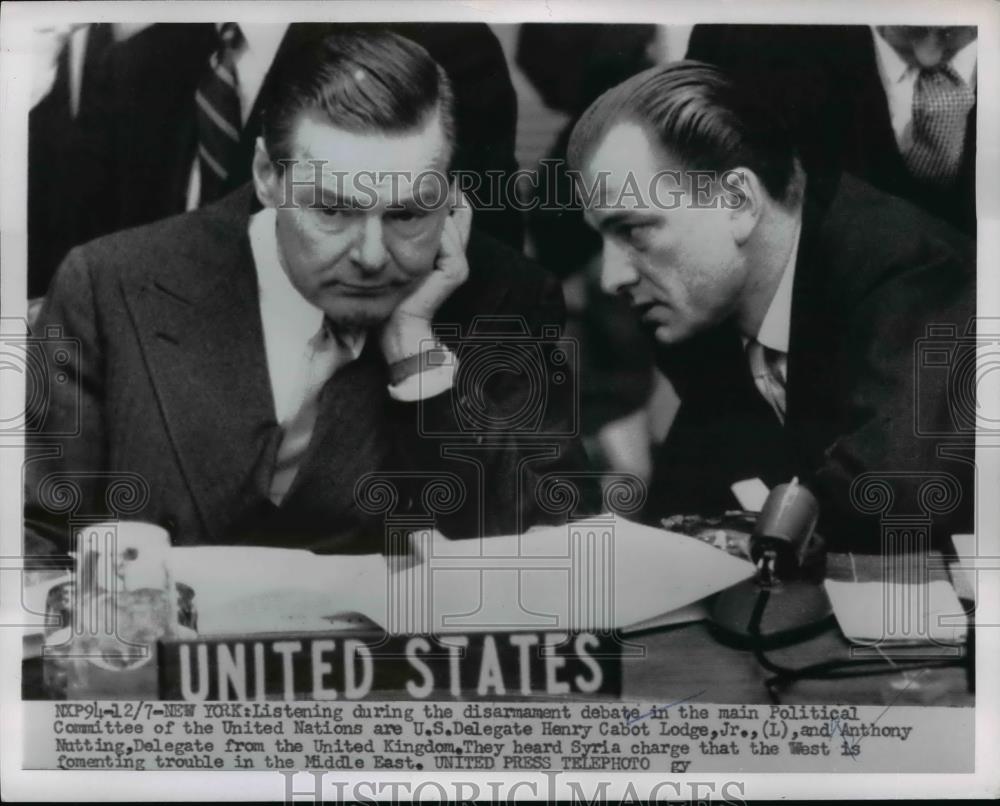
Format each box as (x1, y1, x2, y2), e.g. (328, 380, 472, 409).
(322, 303, 394, 333)
(646, 319, 690, 346)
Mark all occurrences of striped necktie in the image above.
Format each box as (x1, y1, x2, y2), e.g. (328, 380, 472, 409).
(196, 22, 244, 205)
(746, 339, 787, 424)
(903, 64, 974, 186)
(268, 323, 362, 504)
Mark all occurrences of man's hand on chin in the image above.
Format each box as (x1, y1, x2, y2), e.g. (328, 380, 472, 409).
(380, 193, 473, 365)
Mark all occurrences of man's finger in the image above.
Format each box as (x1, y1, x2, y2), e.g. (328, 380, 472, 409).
(438, 219, 470, 283)
(452, 190, 474, 249)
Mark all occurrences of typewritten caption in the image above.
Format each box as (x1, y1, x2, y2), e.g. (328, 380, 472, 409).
(23, 701, 972, 773)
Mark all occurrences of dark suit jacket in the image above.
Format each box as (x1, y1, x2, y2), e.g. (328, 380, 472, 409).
(687, 25, 976, 234)
(30, 22, 521, 297)
(27, 24, 113, 298)
(24, 187, 591, 556)
(646, 174, 975, 550)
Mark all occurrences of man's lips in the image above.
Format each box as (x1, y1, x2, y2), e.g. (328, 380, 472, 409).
(631, 300, 659, 320)
(332, 282, 403, 295)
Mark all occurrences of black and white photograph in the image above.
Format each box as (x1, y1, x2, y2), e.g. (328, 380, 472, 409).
(0, 0, 997, 801)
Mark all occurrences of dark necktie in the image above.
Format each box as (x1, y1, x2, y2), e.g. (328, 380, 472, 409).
(903, 64, 975, 186)
(196, 22, 244, 205)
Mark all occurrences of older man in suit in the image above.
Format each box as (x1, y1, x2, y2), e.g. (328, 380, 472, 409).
(567, 61, 974, 551)
(28, 21, 522, 298)
(25, 30, 588, 557)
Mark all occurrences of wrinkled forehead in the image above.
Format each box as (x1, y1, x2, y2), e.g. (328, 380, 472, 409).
(282, 110, 452, 206)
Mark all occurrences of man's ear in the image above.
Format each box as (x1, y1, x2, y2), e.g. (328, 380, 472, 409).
(722, 167, 764, 245)
(252, 138, 280, 208)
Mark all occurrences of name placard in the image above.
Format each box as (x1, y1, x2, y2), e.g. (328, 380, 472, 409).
(158, 632, 622, 701)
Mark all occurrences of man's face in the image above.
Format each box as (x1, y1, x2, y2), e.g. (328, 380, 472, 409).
(254, 110, 453, 330)
(580, 122, 748, 345)
(878, 26, 978, 68)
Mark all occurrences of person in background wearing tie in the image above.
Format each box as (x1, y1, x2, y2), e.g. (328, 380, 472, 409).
(27, 21, 522, 301)
(24, 30, 590, 557)
(567, 61, 974, 551)
(686, 25, 977, 234)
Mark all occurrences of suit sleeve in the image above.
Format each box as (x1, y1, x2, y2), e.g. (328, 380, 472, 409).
(383, 272, 599, 539)
(806, 240, 975, 550)
(23, 248, 109, 556)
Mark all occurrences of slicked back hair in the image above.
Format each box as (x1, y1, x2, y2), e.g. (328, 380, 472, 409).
(568, 60, 799, 203)
(260, 29, 455, 166)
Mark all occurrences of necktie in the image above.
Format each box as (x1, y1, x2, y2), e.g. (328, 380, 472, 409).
(268, 323, 358, 504)
(746, 339, 787, 424)
(903, 64, 974, 186)
(196, 22, 244, 205)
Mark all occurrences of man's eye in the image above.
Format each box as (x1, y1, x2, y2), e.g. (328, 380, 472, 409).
(618, 223, 651, 243)
(320, 206, 348, 217)
(388, 208, 424, 223)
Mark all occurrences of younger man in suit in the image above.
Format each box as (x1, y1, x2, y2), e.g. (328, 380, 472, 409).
(567, 61, 975, 551)
(25, 30, 589, 556)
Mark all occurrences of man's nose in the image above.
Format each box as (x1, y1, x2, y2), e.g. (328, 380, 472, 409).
(600, 241, 640, 295)
(351, 216, 389, 273)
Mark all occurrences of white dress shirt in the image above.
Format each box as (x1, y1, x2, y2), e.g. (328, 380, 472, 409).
(743, 218, 802, 422)
(249, 206, 364, 427)
(870, 28, 978, 152)
(186, 23, 289, 210)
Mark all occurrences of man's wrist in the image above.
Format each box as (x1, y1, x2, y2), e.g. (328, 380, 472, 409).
(387, 345, 454, 386)
(381, 321, 436, 365)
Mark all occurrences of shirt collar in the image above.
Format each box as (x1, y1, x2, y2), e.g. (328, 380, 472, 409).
(754, 217, 802, 354)
(950, 37, 978, 88)
(249, 206, 325, 343)
(872, 27, 978, 88)
(217, 22, 288, 56)
(872, 27, 911, 85)
(240, 23, 288, 67)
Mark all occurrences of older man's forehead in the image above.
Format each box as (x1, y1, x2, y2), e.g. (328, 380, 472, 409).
(287, 111, 451, 194)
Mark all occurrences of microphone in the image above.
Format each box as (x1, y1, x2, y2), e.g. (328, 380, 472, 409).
(710, 477, 831, 647)
(750, 477, 820, 586)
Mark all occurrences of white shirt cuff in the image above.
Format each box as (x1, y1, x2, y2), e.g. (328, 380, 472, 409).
(388, 362, 457, 402)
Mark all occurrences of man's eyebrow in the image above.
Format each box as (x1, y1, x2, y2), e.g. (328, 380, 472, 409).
(596, 210, 654, 232)
(312, 189, 361, 208)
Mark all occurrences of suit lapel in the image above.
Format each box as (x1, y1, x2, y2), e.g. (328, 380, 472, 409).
(785, 183, 841, 469)
(842, 29, 910, 184)
(122, 190, 278, 541)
